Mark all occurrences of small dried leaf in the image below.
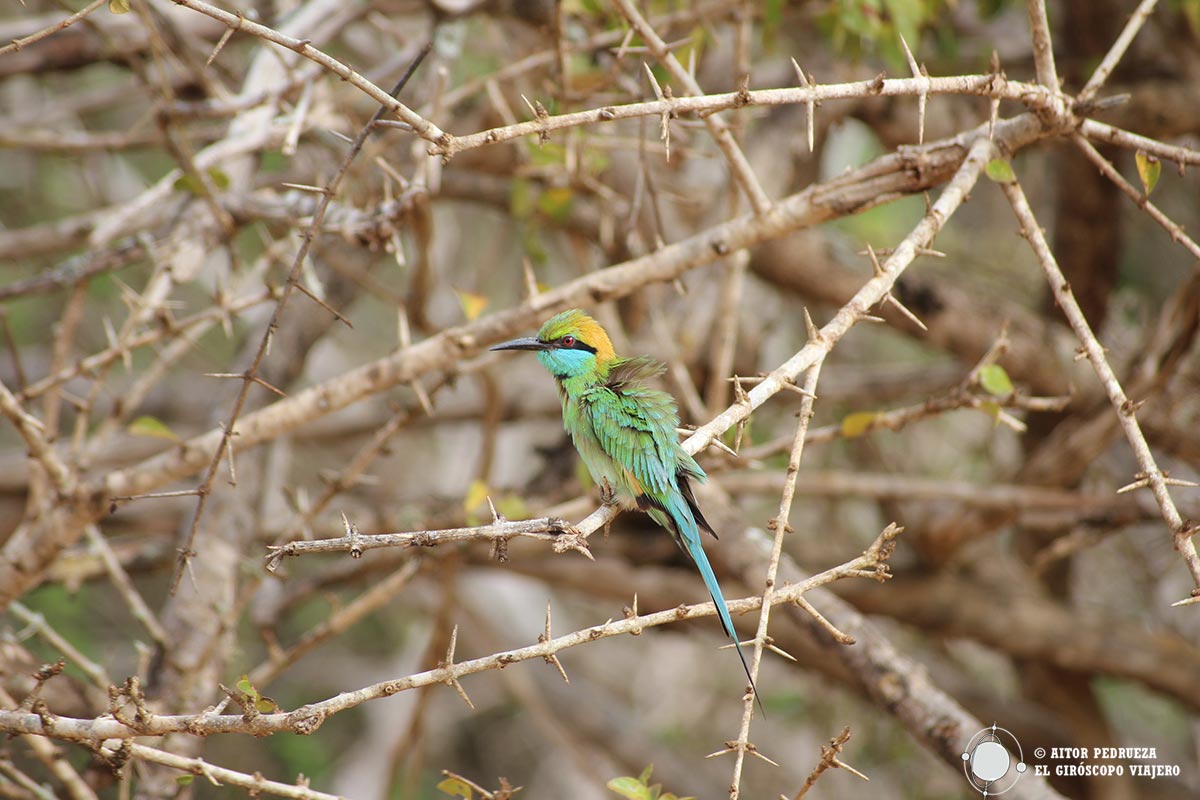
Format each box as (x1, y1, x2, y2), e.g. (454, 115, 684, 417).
(1135, 150, 1161, 196)
(436, 777, 473, 799)
(109, 0, 131, 14)
(841, 411, 878, 438)
(254, 695, 279, 714)
(463, 479, 490, 516)
(979, 364, 1014, 397)
(985, 159, 1015, 183)
(455, 290, 488, 322)
(128, 415, 179, 442)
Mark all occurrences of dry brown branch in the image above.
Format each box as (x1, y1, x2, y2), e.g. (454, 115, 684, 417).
(842, 573, 1200, 710)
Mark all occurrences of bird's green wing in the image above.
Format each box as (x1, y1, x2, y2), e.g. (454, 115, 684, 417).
(581, 358, 679, 498)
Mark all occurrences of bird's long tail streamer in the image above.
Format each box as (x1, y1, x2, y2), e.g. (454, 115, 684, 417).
(680, 516, 765, 716)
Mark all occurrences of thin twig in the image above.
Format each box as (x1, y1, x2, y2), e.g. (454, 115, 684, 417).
(1000, 174, 1200, 596)
(1077, 0, 1160, 103)
(729, 357, 824, 798)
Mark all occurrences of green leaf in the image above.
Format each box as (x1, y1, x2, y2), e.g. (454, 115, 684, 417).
(979, 400, 1001, 424)
(127, 415, 179, 442)
(172, 168, 229, 195)
(1135, 150, 1161, 196)
(840, 411, 878, 438)
(173, 174, 202, 195)
(436, 778, 473, 799)
(985, 159, 1015, 183)
(606, 777, 652, 800)
(236, 675, 259, 701)
(207, 167, 230, 189)
(638, 764, 654, 784)
(1182, 0, 1200, 34)
(175, 775, 194, 786)
(109, 0, 131, 13)
(260, 150, 288, 172)
(979, 364, 1014, 397)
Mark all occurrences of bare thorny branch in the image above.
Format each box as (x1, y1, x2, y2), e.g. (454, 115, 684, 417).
(2, 0, 1199, 797)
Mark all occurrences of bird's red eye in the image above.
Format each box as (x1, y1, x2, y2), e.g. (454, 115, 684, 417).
(562, 335, 576, 347)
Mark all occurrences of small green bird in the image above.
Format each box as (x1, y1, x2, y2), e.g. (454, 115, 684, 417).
(492, 308, 758, 706)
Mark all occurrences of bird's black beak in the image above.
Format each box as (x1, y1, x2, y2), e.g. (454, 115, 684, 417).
(490, 336, 549, 352)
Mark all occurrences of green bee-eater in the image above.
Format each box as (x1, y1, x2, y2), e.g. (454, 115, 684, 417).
(492, 308, 758, 706)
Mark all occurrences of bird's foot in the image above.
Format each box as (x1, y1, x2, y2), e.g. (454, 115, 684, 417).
(599, 477, 617, 506)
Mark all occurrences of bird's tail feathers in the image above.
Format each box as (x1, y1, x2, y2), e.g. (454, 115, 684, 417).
(678, 510, 765, 716)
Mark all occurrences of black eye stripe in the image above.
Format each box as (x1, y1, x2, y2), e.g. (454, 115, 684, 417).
(554, 336, 596, 354)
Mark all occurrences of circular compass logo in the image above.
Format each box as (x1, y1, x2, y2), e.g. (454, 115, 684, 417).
(962, 724, 1026, 796)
